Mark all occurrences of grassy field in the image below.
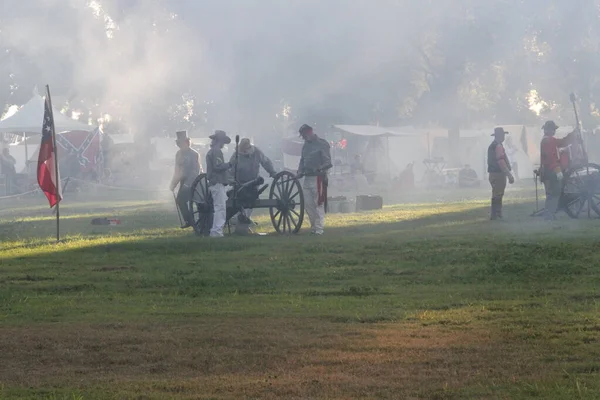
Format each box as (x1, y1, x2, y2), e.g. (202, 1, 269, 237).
(1, 186, 600, 399)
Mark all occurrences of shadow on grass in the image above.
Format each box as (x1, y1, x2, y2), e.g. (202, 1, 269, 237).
(5, 199, 596, 279)
(1, 201, 491, 252)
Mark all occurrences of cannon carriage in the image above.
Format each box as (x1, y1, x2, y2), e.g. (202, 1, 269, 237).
(188, 170, 305, 235)
(552, 162, 600, 219)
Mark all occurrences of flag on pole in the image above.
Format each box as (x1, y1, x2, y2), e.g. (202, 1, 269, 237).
(37, 86, 62, 208)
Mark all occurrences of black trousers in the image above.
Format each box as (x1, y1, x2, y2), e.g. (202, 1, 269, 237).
(176, 185, 192, 224)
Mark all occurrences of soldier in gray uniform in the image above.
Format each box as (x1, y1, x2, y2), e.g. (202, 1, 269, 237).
(297, 124, 332, 235)
(230, 138, 277, 183)
(169, 130, 201, 228)
(205, 130, 235, 237)
(229, 138, 277, 234)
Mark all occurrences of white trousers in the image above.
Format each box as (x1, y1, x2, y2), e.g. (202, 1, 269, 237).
(303, 176, 325, 234)
(209, 183, 228, 237)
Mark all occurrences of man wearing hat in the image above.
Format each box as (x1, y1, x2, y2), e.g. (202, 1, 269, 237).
(540, 121, 578, 220)
(206, 130, 235, 237)
(229, 138, 277, 234)
(169, 130, 201, 228)
(297, 124, 332, 235)
(487, 127, 515, 220)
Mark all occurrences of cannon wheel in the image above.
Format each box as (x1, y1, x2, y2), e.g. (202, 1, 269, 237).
(269, 171, 304, 234)
(189, 173, 213, 236)
(562, 163, 600, 219)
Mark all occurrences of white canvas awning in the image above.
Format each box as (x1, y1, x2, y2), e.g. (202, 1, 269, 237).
(333, 124, 417, 137)
(0, 91, 94, 134)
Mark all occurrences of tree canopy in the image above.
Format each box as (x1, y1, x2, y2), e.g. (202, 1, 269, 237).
(1, 0, 599, 138)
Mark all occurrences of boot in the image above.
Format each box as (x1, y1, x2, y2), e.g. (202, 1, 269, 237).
(496, 197, 503, 220)
(490, 198, 497, 220)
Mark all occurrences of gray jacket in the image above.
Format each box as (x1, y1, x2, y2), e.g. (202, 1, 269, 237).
(229, 147, 276, 183)
(206, 146, 232, 186)
(175, 147, 200, 187)
(298, 136, 332, 176)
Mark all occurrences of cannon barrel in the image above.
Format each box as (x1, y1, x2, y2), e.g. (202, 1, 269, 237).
(236, 176, 265, 195)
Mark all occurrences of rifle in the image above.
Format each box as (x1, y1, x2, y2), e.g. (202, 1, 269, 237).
(570, 92, 590, 217)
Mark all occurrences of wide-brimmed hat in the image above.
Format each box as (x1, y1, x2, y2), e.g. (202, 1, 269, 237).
(175, 130, 189, 142)
(542, 120, 559, 131)
(209, 130, 231, 144)
(238, 138, 255, 155)
(491, 127, 509, 136)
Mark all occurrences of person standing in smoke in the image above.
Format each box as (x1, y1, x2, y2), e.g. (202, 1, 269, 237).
(169, 131, 200, 228)
(296, 124, 332, 235)
(487, 127, 514, 220)
(206, 130, 235, 237)
(539, 121, 577, 220)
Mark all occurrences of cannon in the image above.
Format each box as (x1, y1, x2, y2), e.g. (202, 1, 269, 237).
(535, 162, 600, 219)
(187, 170, 305, 235)
(532, 93, 600, 219)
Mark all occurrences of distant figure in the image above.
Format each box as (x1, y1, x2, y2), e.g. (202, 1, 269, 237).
(350, 154, 365, 176)
(0, 147, 17, 195)
(487, 127, 514, 220)
(395, 162, 415, 191)
(458, 164, 479, 188)
(169, 130, 200, 229)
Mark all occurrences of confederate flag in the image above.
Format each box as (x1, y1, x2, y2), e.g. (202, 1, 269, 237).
(37, 86, 62, 207)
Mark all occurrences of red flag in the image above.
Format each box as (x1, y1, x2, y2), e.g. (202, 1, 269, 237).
(37, 86, 62, 207)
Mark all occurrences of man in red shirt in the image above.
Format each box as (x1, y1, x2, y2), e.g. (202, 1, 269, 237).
(487, 127, 515, 220)
(540, 120, 577, 220)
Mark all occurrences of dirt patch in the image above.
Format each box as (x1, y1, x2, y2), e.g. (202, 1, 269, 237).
(0, 318, 553, 398)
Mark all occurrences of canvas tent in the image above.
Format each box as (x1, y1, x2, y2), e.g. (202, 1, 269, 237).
(332, 125, 419, 180)
(0, 90, 97, 174)
(0, 91, 93, 134)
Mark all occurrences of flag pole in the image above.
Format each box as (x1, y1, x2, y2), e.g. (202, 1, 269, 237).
(46, 85, 60, 242)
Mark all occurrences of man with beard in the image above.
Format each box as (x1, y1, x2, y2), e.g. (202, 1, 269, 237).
(206, 130, 235, 237)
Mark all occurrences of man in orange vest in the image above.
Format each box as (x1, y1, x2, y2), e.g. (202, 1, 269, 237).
(539, 121, 577, 220)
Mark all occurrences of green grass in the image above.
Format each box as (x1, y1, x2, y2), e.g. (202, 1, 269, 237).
(1, 186, 600, 399)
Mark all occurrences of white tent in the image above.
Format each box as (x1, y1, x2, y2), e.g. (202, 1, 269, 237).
(1, 90, 95, 173)
(332, 125, 420, 180)
(333, 124, 417, 137)
(0, 91, 93, 134)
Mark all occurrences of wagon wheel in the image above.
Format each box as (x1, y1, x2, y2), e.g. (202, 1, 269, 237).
(189, 173, 213, 236)
(562, 163, 600, 219)
(269, 171, 304, 234)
